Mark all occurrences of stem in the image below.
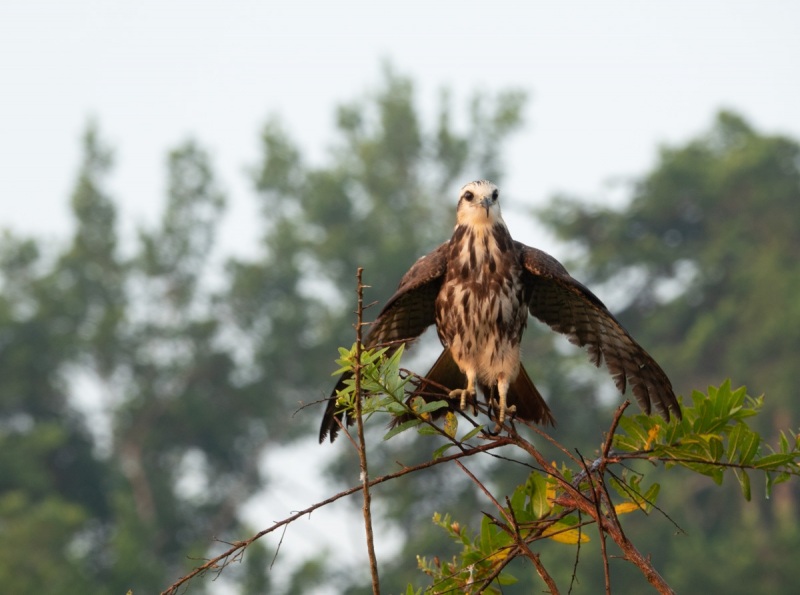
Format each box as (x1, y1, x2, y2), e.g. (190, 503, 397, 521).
(354, 267, 381, 594)
(578, 452, 611, 594)
(506, 428, 675, 595)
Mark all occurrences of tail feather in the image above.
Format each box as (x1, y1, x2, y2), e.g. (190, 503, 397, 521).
(319, 375, 349, 443)
(321, 349, 556, 442)
(390, 350, 555, 428)
(505, 364, 556, 426)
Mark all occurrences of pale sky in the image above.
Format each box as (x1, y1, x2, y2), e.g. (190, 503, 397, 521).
(2, 0, 799, 256)
(2, 2, 799, 591)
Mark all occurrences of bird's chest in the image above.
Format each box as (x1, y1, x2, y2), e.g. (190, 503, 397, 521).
(434, 226, 527, 348)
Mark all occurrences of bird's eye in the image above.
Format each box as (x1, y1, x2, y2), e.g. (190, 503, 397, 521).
(463, 191, 474, 202)
(492, 190, 499, 202)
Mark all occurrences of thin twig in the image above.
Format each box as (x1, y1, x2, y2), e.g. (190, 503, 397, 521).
(160, 439, 512, 595)
(606, 467, 686, 535)
(353, 267, 381, 594)
(504, 425, 676, 595)
(577, 450, 611, 595)
(603, 401, 630, 458)
(456, 461, 507, 521)
(505, 496, 560, 594)
(458, 459, 561, 593)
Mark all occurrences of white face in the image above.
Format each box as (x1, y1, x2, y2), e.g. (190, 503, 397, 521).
(456, 180, 502, 227)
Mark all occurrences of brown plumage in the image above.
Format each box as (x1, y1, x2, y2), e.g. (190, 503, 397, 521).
(319, 180, 680, 443)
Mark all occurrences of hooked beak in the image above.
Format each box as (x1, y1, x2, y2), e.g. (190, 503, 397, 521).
(479, 197, 492, 218)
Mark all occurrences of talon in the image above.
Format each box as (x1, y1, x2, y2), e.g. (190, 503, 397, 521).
(495, 403, 517, 425)
(448, 387, 476, 411)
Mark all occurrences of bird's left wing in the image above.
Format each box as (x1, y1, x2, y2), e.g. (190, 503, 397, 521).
(517, 242, 681, 422)
(319, 242, 450, 442)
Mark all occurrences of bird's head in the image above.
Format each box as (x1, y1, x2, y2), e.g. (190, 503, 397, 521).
(455, 180, 503, 227)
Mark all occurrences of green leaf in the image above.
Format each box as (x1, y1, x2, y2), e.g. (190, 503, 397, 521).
(528, 472, 552, 519)
(416, 400, 450, 414)
(753, 453, 797, 470)
(383, 419, 420, 440)
(417, 424, 443, 436)
(737, 468, 752, 501)
(461, 425, 485, 441)
(432, 443, 456, 460)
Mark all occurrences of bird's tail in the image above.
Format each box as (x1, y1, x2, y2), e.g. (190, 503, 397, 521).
(318, 375, 349, 443)
(391, 350, 555, 428)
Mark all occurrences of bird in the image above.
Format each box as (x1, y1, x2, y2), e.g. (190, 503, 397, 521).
(319, 180, 681, 443)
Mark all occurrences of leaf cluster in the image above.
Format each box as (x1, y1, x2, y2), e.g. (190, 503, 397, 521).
(327, 346, 800, 593)
(614, 381, 800, 500)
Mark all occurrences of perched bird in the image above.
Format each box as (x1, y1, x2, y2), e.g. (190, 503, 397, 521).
(319, 180, 680, 443)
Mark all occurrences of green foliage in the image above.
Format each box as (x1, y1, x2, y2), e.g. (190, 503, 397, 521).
(394, 381, 799, 593)
(332, 344, 409, 409)
(614, 381, 799, 500)
(415, 512, 519, 594)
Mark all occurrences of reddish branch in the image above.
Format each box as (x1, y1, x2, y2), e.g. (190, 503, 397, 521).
(506, 403, 675, 595)
(164, 382, 681, 595)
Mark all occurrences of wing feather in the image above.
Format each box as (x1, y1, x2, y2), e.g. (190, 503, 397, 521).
(517, 242, 681, 422)
(319, 242, 449, 442)
(363, 241, 449, 349)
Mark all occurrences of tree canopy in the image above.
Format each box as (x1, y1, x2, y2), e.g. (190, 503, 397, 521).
(1, 70, 798, 594)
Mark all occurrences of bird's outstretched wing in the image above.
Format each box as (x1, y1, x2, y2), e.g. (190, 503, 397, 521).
(319, 242, 450, 442)
(517, 242, 681, 421)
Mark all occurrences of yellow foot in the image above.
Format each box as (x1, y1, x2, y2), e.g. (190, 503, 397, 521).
(489, 399, 517, 426)
(448, 387, 476, 412)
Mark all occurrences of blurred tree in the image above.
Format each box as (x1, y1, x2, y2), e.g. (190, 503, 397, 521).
(0, 126, 115, 594)
(536, 111, 800, 593)
(225, 64, 531, 592)
(0, 125, 271, 593)
(4, 69, 797, 594)
(0, 68, 532, 593)
(541, 111, 800, 418)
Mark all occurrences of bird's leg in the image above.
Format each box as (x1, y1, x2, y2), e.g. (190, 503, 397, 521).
(493, 375, 516, 428)
(449, 369, 477, 411)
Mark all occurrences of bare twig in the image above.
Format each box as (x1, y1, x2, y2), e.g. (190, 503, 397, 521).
(577, 450, 611, 595)
(456, 461, 507, 521)
(161, 439, 512, 595)
(603, 401, 630, 458)
(353, 267, 381, 594)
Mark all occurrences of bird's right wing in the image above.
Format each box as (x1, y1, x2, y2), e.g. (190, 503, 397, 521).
(319, 241, 450, 442)
(517, 242, 681, 422)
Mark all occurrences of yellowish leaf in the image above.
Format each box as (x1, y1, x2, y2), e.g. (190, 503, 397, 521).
(487, 547, 512, 564)
(542, 522, 590, 544)
(614, 502, 644, 515)
(546, 473, 558, 505)
(644, 424, 661, 450)
(443, 411, 458, 438)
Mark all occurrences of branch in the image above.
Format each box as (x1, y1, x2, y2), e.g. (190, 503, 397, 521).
(353, 267, 381, 594)
(577, 451, 611, 595)
(160, 440, 512, 595)
(504, 420, 675, 595)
